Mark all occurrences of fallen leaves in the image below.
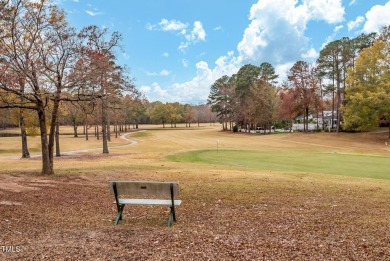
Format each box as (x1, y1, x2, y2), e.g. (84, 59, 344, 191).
(0, 172, 390, 260)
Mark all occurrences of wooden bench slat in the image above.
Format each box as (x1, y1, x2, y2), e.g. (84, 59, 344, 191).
(118, 199, 182, 206)
(109, 181, 179, 197)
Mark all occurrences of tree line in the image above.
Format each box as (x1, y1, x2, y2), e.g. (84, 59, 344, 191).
(0, 0, 138, 174)
(0, 0, 216, 175)
(208, 26, 390, 136)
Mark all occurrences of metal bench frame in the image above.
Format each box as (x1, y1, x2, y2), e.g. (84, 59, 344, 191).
(110, 181, 181, 227)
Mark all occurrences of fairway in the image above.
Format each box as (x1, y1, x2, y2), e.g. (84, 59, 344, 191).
(1, 125, 390, 260)
(168, 149, 390, 180)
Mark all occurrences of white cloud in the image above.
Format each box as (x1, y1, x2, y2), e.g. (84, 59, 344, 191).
(275, 62, 295, 83)
(143, 52, 242, 103)
(191, 21, 206, 41)
(146, 70, 170, 76)
(213, 26, 222, 31)
(179, 21, 206, 51)
(239, 0, 304, 64)
(178, 42, 189, 51)
(139, 85, 151, 94)
(85, 10, 103, 16)
(159, 19, 188, 31)
(348, 16, 364, 31)
(140, 82, 170, 102)
(146, 19, 187, 31)
(162, 52, 169, 57)
(334, 25, 344, 33)
(122, 52, 129, 60)
(147, 19, 206, 51)
(302, 48, 319, 59)
(152, 82, 169, 99)
(322, 25, 344, 48)
(304, 0, 345, 24)
(160, 69, 170, 76)
(363, 2, 390, 33)
(349, 0, 357, 6)
(237, 0, 344, 64)
(182, 59, 189, 68)
(169, 52, 242, 103)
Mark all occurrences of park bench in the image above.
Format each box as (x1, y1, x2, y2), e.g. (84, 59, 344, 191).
(109, 181, 182, 227)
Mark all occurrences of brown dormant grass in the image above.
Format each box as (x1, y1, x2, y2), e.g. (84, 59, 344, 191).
(1, 124, 390, 260)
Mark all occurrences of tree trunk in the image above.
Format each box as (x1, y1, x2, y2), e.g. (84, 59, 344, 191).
(37, 106, 53, 175)
(331, 75, 335, 129)
(55, 121, 60, 157)
(336, 71, 341, 133)
(18, 79, 30, 158)
(73, 124, 78, 138)
(96, 125, 100, 140)
(306, 107, 309, 132)
(48, 93, 61, 172)
(19, 110, 30, 158)
(107, 117, 111, 142)
(102, 103, 109, 154)
(85, 117, 89, 141)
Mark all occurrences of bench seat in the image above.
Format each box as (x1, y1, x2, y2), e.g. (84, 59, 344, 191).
(117, 199, 182, 206)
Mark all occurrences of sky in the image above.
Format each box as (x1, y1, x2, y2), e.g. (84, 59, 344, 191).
(58, 0, 390, 104)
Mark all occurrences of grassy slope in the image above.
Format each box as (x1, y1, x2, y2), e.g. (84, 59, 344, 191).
(1, 125, 390, 259)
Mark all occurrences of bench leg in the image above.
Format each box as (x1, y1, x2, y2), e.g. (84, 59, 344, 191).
(168, 209, 173, 227)
(167, 206, 177, 227)
(114, 204, 125, 225)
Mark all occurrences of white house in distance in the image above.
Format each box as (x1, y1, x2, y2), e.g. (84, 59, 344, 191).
(293, 111, 338, 131)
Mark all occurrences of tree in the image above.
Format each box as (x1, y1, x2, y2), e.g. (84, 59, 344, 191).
(235, 64, 262, 129)
(0, 0, 80, 174)
(75, 25, 132, 153)
(259, 62, 278, 85)
(343, 26, 390, 137)
(317, 40, 343, 131)
(150, 102, 169, 127)
(63, 102, 84, 137)
(278, 88, 297, 131)
(287, 61, 321, 132)
(183, 104, 195, 127)
(250, 79, 277, 132)
(122, 94, 146, 129)
(208, 75, 234, 130)
(317, 33, 377, 132)
(167, 102, 183, 128)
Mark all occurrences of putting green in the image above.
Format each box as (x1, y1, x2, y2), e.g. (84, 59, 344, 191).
(168, 149, 390, 180)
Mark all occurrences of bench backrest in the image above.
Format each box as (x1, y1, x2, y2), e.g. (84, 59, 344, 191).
(109, 181, 179, 197)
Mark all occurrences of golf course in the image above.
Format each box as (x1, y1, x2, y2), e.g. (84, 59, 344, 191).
(1, 125, 390, 260)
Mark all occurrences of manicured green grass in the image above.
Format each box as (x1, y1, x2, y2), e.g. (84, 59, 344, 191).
(168, 149, 390, 180)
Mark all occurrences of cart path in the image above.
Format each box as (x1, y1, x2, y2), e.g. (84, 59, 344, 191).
(2, 131, 144, 160)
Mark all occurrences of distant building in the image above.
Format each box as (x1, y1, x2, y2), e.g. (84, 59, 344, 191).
(293, 111, 338, 131)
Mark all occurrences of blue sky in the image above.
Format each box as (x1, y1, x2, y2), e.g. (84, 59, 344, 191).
(58, 0, 390, 104)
